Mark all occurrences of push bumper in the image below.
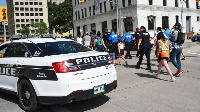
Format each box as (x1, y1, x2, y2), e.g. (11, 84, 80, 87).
(38, 80, 117, 105)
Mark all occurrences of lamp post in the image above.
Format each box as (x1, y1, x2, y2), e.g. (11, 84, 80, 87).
(180, 0, 186, 32)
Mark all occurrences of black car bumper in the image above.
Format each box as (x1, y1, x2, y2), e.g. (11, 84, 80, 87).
(38, 80, 117, 105)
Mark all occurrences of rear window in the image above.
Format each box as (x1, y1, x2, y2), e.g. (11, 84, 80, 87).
(36, 41, 92, 55)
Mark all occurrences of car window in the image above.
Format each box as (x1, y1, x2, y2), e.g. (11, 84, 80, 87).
(36, 41, 92, 56)
(6, 43, 30, 57)
(0, 44, 9, 58)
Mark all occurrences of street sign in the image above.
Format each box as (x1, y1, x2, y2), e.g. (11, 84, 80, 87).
(79, 0, 84, 2)
(0, 7, 8, 21)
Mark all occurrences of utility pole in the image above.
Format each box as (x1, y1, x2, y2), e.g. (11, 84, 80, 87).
(180, 0, 186, 32)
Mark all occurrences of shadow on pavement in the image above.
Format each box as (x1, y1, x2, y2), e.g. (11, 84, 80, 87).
(135, 72, 169, 82)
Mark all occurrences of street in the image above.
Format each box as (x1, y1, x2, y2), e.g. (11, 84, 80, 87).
(0, 40, 200, 112)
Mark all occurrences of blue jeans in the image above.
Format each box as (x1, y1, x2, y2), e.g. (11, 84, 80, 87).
(170, 48, 182, 70)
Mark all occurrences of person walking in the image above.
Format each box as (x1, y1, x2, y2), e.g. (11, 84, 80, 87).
(170, 24, 184, 76)
(102, 29, 110, 47)
(82, 32, 91, 48)
(94, 31, 107, 52)
(164, 27, 173, 43)
(90, 32, 98, 50)
(123, 30, 134, 59)
(109, 29, 119, 58)
(135, 26, 151, 70)
(153, 32, 176, 82)
(134, 28, 140, 57)
(118, 40, 128, 65)
(107, 41, 116, 65)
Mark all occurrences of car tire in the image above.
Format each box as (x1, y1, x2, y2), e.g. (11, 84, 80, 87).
(18, 79, 42, 111)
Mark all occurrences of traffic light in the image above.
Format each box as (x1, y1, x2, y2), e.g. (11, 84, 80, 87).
(0, 7, 8, 21)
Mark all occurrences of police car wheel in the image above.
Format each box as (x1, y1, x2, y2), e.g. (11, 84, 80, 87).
(18, 79, 41, 111)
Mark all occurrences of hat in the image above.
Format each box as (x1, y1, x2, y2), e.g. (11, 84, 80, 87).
(86, 32, 89, 35)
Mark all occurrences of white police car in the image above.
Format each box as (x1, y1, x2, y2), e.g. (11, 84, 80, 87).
(0, 35, 117, 111)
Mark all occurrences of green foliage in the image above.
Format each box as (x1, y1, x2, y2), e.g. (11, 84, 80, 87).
(20, 26, 30, 35)
(48, 0, 73, 34)
(31, 21, 48, 34)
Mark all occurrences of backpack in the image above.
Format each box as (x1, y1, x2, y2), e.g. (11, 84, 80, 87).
(170, 31, 185, 44)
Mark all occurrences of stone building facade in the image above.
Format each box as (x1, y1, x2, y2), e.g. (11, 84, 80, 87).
(73, 0, 200, 37)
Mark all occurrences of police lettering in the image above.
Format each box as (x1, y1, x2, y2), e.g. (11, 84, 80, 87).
(0, 67, 16, 76)
(76, 56, 107, 65)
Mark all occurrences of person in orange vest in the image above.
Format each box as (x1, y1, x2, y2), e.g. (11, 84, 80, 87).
(153, 32, 176, 82)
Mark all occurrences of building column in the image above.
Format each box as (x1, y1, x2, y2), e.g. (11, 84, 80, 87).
(96, 22, 102, 33)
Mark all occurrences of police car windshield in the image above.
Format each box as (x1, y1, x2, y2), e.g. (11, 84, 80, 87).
(36, 41, 92, 56)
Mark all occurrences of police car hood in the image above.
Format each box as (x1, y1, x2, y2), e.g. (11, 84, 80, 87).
(44, 51, 110, 68)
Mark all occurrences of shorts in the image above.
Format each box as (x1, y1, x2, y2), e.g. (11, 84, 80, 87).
(157, 55, 169, 63)
(119, 49, 124, 55)
(109, 53, 116, 60)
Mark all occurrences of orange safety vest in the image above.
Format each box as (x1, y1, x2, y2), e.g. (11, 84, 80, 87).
(157, 40, 170, 58)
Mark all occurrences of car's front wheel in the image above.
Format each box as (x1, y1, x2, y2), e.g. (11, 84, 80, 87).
(18, 79, 42, 111)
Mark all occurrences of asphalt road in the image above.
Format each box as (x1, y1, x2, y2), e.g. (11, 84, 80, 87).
(0, 39, 200, 112)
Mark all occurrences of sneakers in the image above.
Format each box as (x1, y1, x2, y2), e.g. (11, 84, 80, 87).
(169, 77, 176, 82)
(145, 67, 151, 70)
(181, 56, 185, 60)
(125, 61, 128, 65)
(175, 69, 183, 77)
(153, 74, 159, 78)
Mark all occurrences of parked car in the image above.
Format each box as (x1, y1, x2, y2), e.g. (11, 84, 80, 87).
(191, 33, 200, 42)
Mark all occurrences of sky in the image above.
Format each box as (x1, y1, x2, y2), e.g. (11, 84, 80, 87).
(0, 0, 7, 6)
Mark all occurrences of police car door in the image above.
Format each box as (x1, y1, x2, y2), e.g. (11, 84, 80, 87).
(0, 43, 11, 90)
(0, 43, 29, 92)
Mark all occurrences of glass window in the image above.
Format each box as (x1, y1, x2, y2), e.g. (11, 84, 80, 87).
(20, 13, 24, 16)
(197, 16, 200, 22)
(35, 13, 38, 16)
(17, 30, 20, 33)
(34, 2, 38, 5)
(163, 0, 167, 6)
(186, 0, 189, 8)
(84, 8, 87, 17)
(39, 2, 42, 5)
(81, 9, 84, 18)
(31, 19, 34, 22)
(162, 16, 169, 29)
(36, 41, 92, 56)
(25, 8, 29, 11)
(122, 0, 125, 7)
(20, 2, 23, 5)
(30, 2, 33, 5)
(0, 44, 9, 57)
(25, 13, 29, 16)
(100, 3, 102, 13)
(39, 13, 43, 16)
(104, 1, 107, 12)
(128, 0, 131, 6)
(40, 19, 43, 22)
(26, 19, 29, 22)
(15, 2, 19, 5)
(110, 2, 113, 10)
(176, 16, 179, 23)
(21, 19, 25, 22)
(89, 7, 91, 16)
(93, 5, 95, 15)
(16, 24, 20, 27)
(31, 30, 35, 33)
(30, 13, 34, 16)
(196, 2, 199, 9)
(148, 16, 155, 30)
(6, 43, 30, 57)
(15, 7, 19, 11)
(20, 7, 24, 11)
(39, 8, 43, 11)
(149, 0, 153, 5)
(26, 24, 30, 27)
(21, 24, 25, 27)
(16, 19, 20, 22)
(35, 19, 39, 22)
(35, 8, 38, 11)
(25, 2, 28, 5)
(175, 0, 178, 7)
(16, 13, 19, 16)
(30, 8, 33, 11)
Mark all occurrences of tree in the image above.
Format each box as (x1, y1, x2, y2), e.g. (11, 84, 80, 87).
(31, 21, 48, 34)
(48, 0, 73, 34)
(20, 26, 30, 35)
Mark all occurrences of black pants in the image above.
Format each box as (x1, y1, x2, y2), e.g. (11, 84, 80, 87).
(136, 45, 151, 67)
(112, 42, 118, 58)
(125, 42, 131, 58)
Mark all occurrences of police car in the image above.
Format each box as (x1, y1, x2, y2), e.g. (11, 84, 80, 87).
(0, 34, 117, 111)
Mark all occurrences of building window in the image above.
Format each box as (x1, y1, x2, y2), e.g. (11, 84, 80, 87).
(176, 16, 179, 23)
(26, 24, 30, 27)
(16, 13, 19, 16)
(84, 8, 87, 17)
(100, 3, 102, 13)
(21, 13, 24, 16)
(163, 0, 167, 6)
(149, 0, 153, 5)
(15, 7, 19, 11)
(21, 24, 25, 27)
(35, 19, 39, 22)
(30, 2, 33, 5)
(35, 8, 38, 11)
(16, 19, 20, 22)
(148, 16, 155, 30)
(26, 19, 29, 22)
(21, 19, 25, 22)
(30, 8, 33, 11)
(196, 2, 199, 9)
(34, 2, 38, 5)
(39, 2, 42, 5)
(175, 0, 178, 7)
(78, 11, 80, 19)
(110, 1, 113, 10)
(128, 0, 131, 6)
(31, 30, 35, 34)
(89, 7, 91, 16)
(31, 19, 34, 22)
(75, 11, 77, 20)
(25, 8, 29, 11)
(25, 2, 28, 5)
(75, 0, 76, 5)
(39, 8, 43, 11)
(35, 13, 38, 16)
(81, 9, 84, 18)
(186, 0, 189, 8)
(39, 13, 43, 16)
(104, 1, 107, 12)
(30, 13, 34, 16)
(197, 16, 200, 21)
(40, 19, 43, 22)
(162, 16, 169, 29)
(15, 2, 19, 5)
(20, 7, 24, 11)
(20, 2, 23, 5)
(17, 30, 20, 33)
(122, 0, 125, 7)
(16, 24, 20, 27)
(25, 13, 29, 16)
(93, 5, 95, 15)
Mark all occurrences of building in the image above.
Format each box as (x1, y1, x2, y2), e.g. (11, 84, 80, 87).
(7, 0, 49, 35)
(72, 0, 200, 37)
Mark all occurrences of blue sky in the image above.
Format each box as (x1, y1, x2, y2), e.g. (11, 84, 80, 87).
(0, 0, 7, 6)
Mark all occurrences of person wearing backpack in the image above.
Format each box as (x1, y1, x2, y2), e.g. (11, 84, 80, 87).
(170, 24, 184, 77)
(94, 31, 107, 52)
